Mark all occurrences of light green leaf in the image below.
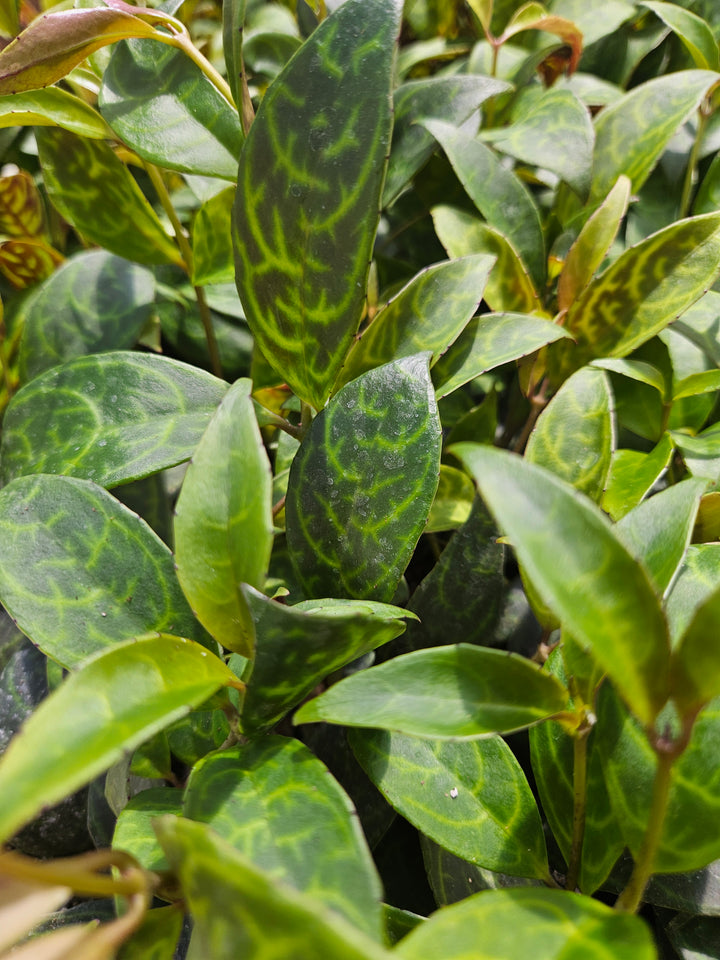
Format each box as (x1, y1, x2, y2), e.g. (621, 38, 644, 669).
(590, 69, 720, 203)
(424, 464, 475, 534)
(294, 644, 568, 738)
(549, 0, 636, 49)
(240, 587, 413, 736)
(285, 355, 441, 602)
(0, 475, 213, 667)
(452, 444, 670, 726)
(601, 435, 675, 521)
(642, 2, 719, 70)
(432, 206, 539, 314)
(673, 368, 720, 400)
(0, 635, 241, 845)
(592, 357, 667, 397)
(36, 127, 182, 266)
(191, 186, 235, 286)
(174, 379, 273, 658)
(433, 314, 571, 399)
(466, 0, 492, 32)
(336, 255, 495, 389)
(672, 424, 720, 482)
(665, 544, 720, 647)
(423, 119, 545, 291)
(0, 352, 228, 488)
(100, 38, 242, 181)
(113, 787, 183, 874)
(18, 251, 155, 383)
(395, 888, 657, 960)
(117, 905, 184, 960)
(222, 0, 246, 106)
(155, 816, 391, 960)
(0, 87, 108, 138)
(525, 366, 614, 502)
(673, 581, 720, 712)
(350, 730, 550, 881)
(183, 737, 383, 939)
(233, 0, 403, 409)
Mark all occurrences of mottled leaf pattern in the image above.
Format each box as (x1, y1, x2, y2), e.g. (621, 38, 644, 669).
(112, 787, 183, 873)
(0, 353, 228, 487)
(0, 237, 62, 289)
(285, 355, 441, 602)
(191, 186, 235, 286)
(0, 168, 44, 237)
(233, 0, 402, 408)
(350, 730, 550, 880)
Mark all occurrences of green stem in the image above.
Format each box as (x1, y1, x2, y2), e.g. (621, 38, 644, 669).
(0, 300, 14, 406)
(679, 105, 709, 219)
(144, 163, 224, 380)
(158, 25, 235, 108)
(566, 724, 591, 891)
(300, 400, 314, 440)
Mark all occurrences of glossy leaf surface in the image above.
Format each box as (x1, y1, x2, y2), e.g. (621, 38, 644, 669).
(601, 435, 675, 521)
(0, 635, 239, 844)
(453, 445, 670, 726)
(0, 88, 108, 138)
(233, 0, 402, 408)
(294, 644, 568, 738)
(286, 355, 441, 602)
(665, 544, 720, 647)
(183, 736, 383, 939)
(642, 2, 719, 70)
(174, 379, 273, 658)
(191, 186, 235, 286)
(673, 580, 720, 712)
(350, 730, 550, 880)
(113, 787, 183, 873)
(425, 464, 475, 533)
(240, 587, 413, 736)
(0, 353, 228, 487)
(0, 475, 211, 667)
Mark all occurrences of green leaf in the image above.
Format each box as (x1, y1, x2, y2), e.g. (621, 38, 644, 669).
(239, 587, 413, 736)
(672, 580, 720, 712)
(597, 684, 720, 874)
(191, 185, 235, 286)
(642, 2, 720, 70)
(483, 89, 594, 199)
(424, 464, 475, 534)
(525, 366, 614, 503)
(601, 435, 675, 521)
(17, 251, 155, 382)
(0, 2, 179, 94)
(36, 127, 182, 266)
(0, 87, 108, 138)
(422, 838, 541, 908)
(183, 736, 383, 939)
(432, 206, 540, 314)
(406, 497, 504, 650)
(174, 379, 273, 658)
(665, 544, 720, 647)
(557, 175, 631, 313)
(452, 444, 670, 726)
(99, 38, 242, 181)
(673, 368, 720, 400)
(222, 0, 247, 106)
(285, 355, 441, 602)
(155, 816, 391, 960)
(395, 888, 657, 960)
(0, 475, 213, 667)
(294, 644, 568, 738)
(590, 69, 720, 203)
(554, 212, 720, 378)
(384, 75, 510, 207)
(432, 314, 571, 399)
(350, 730, 551, 881)
(0, 352, 228, 488)
(423, 119, 545, 291)
(671, 424, 720, 482)
(233, 0, 402, 409)
(592, 357, 667, 397)
(336, 255, 496, 389)
(117, 905, 184, 960)
(0, 635, 241, 845)
(113, 787, 183, 873)
(466, 0, 492, 32)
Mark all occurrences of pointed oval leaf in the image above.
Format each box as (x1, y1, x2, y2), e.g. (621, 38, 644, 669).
(183, 736, 383, 939)
(113, 787, 183, 874)
(233, 0, 403, 408)
(0, 475, 212, 667)
(99, 38, 242, 181)
(424, 464, 475, 533)
(174, 379, 273, 658)
(525, 366, 614, 503)
(499, 5, 583, 74)
(285, 355, 441, 602)
(350, 730, 550, 881)
(0, 352, 228, 488)
(642, 1, 719, 70)
(155, 816, 391, 960)
(452, 444, 670, 726)
(673, 581, 720, 712)
(0, 88, 108, 138)
(0, 635, 240, 845)
(338, 254, 495, 389)
(601, 435, 675, 521)
(239, 587, 413, 736)
(36, 127, 182, 266)
(18, 251, 155, 382)
(294, 644, 568, 738)
(395, 888, 656, 960)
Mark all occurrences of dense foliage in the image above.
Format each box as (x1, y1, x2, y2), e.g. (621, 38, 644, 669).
(1, 0, 720, 956)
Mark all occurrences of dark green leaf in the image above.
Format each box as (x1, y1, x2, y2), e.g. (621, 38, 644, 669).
(117, 905, 184, 960)
(191, 186, 235, 286)
(0, 627, 47, 755)
(222, 0, 247, 105)
(642, 2, 720, 70)
(0, 474, 212, 667)
(100, 38, 242, 180)
(285, 355, 441, 602)
(672, 578, 720, 711)
(452, 445, 670, 726)
(0, 352, 228, 488)
(233, 0, 403, 408)
(422, 838, 540, 908)
(0, 87, 108, 138)
(601, 435, 675, 521)
(183, 736, 383, 939)
(0, 635, 241, 844)
(113, 787, 183, 873)
(294, 644, 568, 738)
(668, 915, 720, 960)
(351, 730, 550, 881)
(18, 251, 155, 382)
